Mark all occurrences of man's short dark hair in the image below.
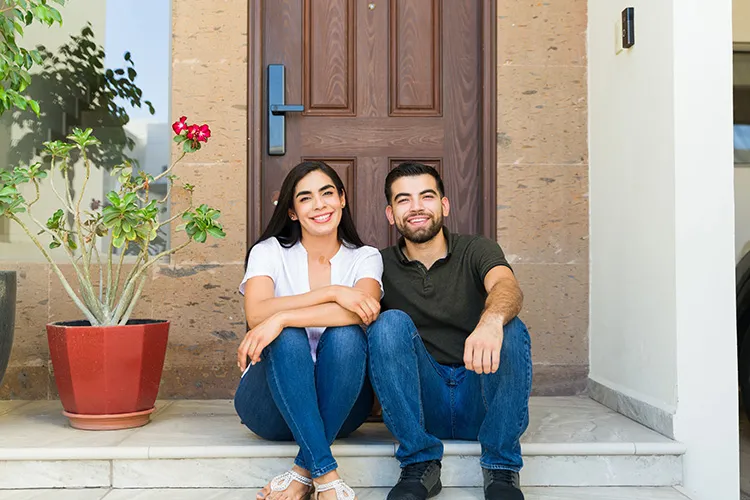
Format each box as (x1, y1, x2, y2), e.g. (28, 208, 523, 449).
(384, 162, 445, 204)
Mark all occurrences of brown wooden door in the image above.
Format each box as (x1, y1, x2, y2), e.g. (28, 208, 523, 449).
(249, 0, 496, 248)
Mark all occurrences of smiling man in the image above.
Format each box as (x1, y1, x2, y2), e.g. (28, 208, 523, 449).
(367, 163, 532, 500)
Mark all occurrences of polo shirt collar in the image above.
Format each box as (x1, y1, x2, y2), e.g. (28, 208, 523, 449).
(396, 226, 454, 264)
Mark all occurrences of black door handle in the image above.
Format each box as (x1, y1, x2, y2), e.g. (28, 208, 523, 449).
(271, 104, 304, 115)
(268, 64, 304, 156)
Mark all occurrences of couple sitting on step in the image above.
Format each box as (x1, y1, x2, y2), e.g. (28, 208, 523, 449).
(234, 161, 532, 500)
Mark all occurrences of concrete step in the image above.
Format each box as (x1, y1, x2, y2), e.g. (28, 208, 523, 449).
(0, 397, 685, 489)
(0, 488, 691, 499)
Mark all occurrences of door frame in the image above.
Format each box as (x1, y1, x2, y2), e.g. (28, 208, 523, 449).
(246, 0, 497, 246)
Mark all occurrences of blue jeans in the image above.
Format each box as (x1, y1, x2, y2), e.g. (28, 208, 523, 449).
(367, 310, 532, 472)
(234, 325, 373, 478)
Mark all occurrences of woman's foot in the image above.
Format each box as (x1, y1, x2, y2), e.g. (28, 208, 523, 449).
(258, 465, 313, 500)
(315, 470, 357, 500)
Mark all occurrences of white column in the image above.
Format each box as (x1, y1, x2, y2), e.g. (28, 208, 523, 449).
(672, 1, 738, 499)
(589, 0, 738, 498)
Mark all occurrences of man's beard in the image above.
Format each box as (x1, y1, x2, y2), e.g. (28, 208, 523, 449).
(395, 211, 444, 244)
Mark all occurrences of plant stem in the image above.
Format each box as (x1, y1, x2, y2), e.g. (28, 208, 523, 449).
(49, 156, 75, 212)
(111, 240, 190, 324)
(118, 274, 148, 325)
(10, 214, 98, 325)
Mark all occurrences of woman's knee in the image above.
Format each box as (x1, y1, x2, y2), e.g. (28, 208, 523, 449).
(234, 381, 293, 441)
(266, 326, 310, 359)
(320, 325, 367, 354)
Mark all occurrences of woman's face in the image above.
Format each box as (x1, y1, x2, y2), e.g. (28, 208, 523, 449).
(290, 170, 346, 239)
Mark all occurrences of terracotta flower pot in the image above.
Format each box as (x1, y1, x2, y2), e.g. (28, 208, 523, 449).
(0, 271, 16, 387)
(46, 319, 169, 431)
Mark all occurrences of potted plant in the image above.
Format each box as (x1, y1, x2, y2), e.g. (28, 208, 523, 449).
(0, 118, 225, 430)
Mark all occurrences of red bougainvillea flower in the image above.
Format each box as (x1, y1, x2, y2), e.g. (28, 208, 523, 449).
(187, 124, 211, 143)
(172, 116, 188, 135)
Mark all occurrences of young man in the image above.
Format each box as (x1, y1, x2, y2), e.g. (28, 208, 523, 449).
(367, 163, 532, 500)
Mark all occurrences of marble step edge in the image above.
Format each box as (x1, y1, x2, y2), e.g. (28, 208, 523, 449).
(0, 440, 687, 461)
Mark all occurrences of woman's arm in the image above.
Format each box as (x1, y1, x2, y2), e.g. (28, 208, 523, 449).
(243, 276, 339, 328)
(277, 278, 381, 328)
(239, 278, 381, 368)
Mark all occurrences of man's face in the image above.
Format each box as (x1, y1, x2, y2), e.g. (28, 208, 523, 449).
(386, 174, 450, 244)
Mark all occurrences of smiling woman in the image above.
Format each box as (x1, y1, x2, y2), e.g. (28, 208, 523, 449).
(234, 160, 383, 499)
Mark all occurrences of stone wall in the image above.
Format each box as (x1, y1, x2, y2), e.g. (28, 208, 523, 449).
(0, 0, 588, 398)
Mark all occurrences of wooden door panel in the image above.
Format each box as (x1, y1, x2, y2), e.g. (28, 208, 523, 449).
(303, 0, 356, 116)
(389, 0, 442, 116)
(254, 0, 494, 250)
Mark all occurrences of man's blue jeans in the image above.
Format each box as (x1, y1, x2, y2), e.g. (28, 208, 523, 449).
(234, 325, 373, 478)
(367, 310, 532, 472)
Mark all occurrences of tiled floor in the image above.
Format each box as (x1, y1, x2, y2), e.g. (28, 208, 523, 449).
(0, 487, 690, 499)
(0, 397, 686, 494)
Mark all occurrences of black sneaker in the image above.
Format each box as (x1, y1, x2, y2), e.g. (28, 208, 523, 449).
(386, 459, 442, 500)
(482, 468, 524, 500)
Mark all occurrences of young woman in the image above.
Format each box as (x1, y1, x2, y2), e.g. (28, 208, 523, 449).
(235, 161, 383, 500)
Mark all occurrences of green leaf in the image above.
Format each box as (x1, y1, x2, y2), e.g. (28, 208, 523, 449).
(28, 99, 39, 115)
(49, 240, 61, 249)
(173, 135, 185, 143)
(206, 226, 226, 239)
(194, 230, 207, 243)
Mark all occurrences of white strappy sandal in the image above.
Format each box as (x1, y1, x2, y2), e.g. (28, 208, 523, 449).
(262, 469, 313, 499)
(314, 478, 357, 499)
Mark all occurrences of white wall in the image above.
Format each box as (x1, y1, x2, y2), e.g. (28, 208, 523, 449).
(0, 0, 106, 262)
(589, 0, 678, 411)
(589, 1, 738, 498)
(672, 1, 738, 498)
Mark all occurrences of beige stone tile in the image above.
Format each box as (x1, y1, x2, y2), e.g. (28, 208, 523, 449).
(172, 0, 248, 65)
(2, 263, 49, 367)
(513, 263, 588, 367)
(497, 2, 587, 66)
(167, 161, 247, 264)
(496, 165, 588, 264)
(532, 364, 588, 396)
(0, 365, 49, 399)
(171, 62, 247, 165)
(497, 0, 587, 28)
(497, 66, 588, 165)
(147, 263, 244, 398)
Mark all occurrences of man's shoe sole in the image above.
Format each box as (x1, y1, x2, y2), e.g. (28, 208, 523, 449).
(427, 480, 442, 498)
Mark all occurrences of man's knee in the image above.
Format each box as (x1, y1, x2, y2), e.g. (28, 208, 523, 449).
(502, 317, 531, 355)
(367, 310, 416, 354)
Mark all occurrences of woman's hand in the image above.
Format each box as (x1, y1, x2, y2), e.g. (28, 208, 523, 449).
(237, 313, 286, 371)
(332, 285, 381, 325)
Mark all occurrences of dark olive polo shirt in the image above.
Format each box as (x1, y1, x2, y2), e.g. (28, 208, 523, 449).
(380, 227, 512, 365)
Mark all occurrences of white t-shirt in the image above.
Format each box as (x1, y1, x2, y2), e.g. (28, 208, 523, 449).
(239, 237, 384, 361)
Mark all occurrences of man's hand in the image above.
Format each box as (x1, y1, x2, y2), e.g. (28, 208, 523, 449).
(464, 319, 504, 374)
(237, 313, 285, 371)
(333, 286, 381, 325)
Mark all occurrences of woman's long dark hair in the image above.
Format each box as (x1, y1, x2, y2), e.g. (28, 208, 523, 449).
(246, 161, 364, 263)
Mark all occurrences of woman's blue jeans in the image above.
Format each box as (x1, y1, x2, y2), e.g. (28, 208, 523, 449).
(234, 325, 373, 478)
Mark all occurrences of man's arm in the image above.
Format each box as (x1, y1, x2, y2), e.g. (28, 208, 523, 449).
(464, 265, 523, 374)
(479, 265, 523, 326)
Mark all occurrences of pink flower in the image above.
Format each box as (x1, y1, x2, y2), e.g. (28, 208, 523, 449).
(187, 124, 211, 143)
(172, 116, 188, 135)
